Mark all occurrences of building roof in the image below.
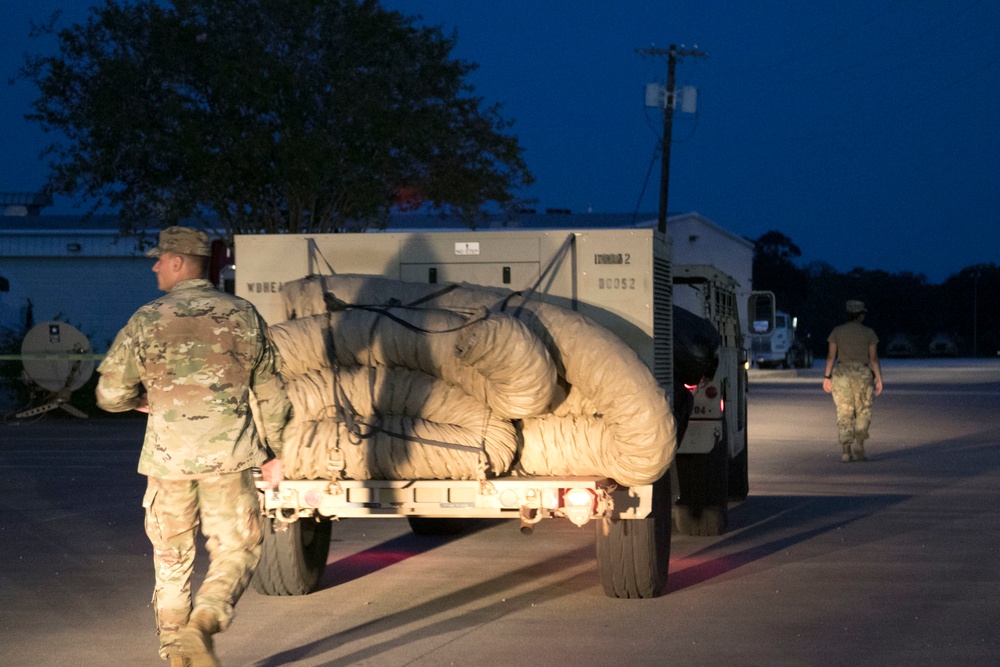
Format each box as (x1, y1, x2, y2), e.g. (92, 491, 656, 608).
(0, 192, 52, 206)
(0, 214, 124, 232)
(666, 211, 754, 249)
(0, 212, 663, 233)
(1, 191, 54, 217)
(0, 210, 742, 238)
(388, 212, 659, 230)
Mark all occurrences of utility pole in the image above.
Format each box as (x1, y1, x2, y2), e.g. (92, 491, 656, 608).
(636, 44, 707, 233)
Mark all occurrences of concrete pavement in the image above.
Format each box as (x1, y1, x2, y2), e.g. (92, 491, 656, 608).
(2, 359, 999, 666)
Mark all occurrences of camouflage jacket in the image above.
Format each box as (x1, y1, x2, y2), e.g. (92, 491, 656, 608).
(96, 279, 291, 479)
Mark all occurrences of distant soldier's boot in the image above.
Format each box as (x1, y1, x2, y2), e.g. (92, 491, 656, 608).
(853, 437, 867, 461)
(177, 609, 222, 667)
(841, 443, 853, 463)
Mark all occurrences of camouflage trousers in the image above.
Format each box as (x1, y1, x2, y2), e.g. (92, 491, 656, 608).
(142, 469, 262, 659)
(830, 363, 875, 445)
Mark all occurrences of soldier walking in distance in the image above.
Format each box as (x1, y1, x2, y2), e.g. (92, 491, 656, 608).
(96, 227, 291, 667)
(822, 300, 884, 462)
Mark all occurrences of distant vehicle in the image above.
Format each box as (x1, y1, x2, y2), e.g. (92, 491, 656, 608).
(750, 310, 812, 369)
(886, 333, 918, 358)
(928, 333, 958, 357)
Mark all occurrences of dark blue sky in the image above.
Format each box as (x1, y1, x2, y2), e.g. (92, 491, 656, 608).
(3, 1, 997, 283)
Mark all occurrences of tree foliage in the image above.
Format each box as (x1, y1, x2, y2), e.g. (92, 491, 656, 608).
(20, 0, 533, 239)
(938, 265, 1000, 356)
(752, 230, 801, 262)
(750, 230, 810, 316)
(796, 265, 933, 353)
(750, 230, 999, 358)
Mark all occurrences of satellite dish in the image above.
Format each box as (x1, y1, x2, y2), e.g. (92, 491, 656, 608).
(16, 321, 94, 419)
(22, 321, 94, 391)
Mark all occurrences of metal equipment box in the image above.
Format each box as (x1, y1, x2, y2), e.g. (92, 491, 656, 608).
(236, 228, 674, 389)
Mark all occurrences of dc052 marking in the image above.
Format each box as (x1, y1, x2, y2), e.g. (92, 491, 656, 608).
(598, 277, 636, 290)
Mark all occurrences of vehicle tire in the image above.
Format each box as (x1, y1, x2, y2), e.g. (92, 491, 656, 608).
(728, 434, 749, 501)
(673, 504, 726, 536)
(672, 429, 729, 537)
(596, 473, 671, 599)
(252, 515, 332, 596)
(407, 516, 468, 536)
(729, 371, 750, 501)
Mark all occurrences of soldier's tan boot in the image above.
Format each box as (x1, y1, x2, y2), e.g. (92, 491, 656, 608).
(854, 437, 867, 461)
(841, 443, 853, 463)
(177, 609, 222, 667)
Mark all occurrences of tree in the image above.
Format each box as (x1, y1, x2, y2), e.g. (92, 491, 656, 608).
(938, 263, 1000, 356)
(752, 230, 801, 263)
(20, 0, 533, 239)
(750, 230, 810, 316)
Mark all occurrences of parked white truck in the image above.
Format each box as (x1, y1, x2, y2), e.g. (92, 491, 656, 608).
(235, 228, 762, 599)
(750, 309, 812, 369)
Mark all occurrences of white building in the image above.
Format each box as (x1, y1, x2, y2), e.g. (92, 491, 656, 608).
(0, 215, 162, 349)
(664, 211, 755, 338)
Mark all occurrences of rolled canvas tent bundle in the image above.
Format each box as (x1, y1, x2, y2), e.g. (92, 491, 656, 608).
(272, 274, 676, 488)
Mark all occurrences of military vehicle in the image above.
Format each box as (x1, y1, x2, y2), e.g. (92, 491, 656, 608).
(235, 228, 766, 598)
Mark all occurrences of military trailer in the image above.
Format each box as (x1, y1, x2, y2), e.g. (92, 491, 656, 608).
(234, 228, 756, 598)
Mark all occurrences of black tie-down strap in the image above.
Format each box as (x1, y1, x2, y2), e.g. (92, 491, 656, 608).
(315, 299, 494, 477)
(323, 292, 488, 334)
(402, 233, 578, 320)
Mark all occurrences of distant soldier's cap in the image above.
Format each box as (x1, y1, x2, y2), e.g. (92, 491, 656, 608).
(145, 226, 212, 258)
(846, 299, 867, 314)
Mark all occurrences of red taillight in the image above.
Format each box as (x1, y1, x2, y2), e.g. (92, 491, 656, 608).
(704, 385, 718, 398)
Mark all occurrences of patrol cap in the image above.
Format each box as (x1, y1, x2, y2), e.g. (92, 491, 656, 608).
(145, 226, 212, 258)
(846, 299, 867, 314)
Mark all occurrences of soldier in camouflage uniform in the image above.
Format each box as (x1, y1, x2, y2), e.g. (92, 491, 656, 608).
(96, 227, 291, 667)
(822, 300, 884, 462)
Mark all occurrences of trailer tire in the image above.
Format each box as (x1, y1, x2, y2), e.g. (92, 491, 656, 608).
(729, 413, 750, 501)
(252, 515, 332, 596)
(407, 517, 467, 536)
(596, 474, 671, 599)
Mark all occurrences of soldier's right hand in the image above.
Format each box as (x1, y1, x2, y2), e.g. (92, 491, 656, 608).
(260, 458, 284, 489)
